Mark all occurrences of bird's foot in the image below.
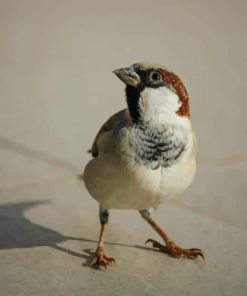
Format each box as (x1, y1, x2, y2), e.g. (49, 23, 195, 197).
(90, 247, 116, 270)
(146, 239, 204, 259)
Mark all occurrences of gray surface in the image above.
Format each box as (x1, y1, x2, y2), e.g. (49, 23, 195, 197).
(0, 0, 247, 295)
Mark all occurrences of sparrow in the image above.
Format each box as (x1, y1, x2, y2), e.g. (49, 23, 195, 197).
(83, 63, 204, 269)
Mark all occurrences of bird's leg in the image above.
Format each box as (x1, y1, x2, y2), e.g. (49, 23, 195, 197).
(91, 205, 116, 270)
(139, 208, 204, 259)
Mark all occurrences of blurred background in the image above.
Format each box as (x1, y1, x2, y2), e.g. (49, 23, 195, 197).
(0, 0, 247, 295)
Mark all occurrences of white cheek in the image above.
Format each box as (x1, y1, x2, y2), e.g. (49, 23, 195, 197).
(140, 87, 181, 118)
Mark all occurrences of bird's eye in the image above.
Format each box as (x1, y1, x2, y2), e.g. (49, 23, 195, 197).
(150, 71, 162, 83)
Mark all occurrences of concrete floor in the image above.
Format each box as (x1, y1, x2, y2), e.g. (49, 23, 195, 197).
(0, 0, 247, 295)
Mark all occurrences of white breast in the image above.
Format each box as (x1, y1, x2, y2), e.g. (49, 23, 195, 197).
(84, 129, 196, 210)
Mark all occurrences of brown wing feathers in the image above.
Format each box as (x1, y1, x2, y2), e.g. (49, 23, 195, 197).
(88, 109, 126, 157)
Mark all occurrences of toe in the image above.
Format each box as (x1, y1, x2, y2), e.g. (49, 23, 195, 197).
(183, 248, 205, 259)
(145, 239, 164, 250)
(107, 257, 116, 264)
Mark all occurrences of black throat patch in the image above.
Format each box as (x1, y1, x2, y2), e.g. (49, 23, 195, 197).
(125, 85, 144, 123)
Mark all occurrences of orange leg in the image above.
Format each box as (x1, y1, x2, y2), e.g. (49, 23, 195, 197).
(91, 207, 116, 270)
(140, 209, 204, 259)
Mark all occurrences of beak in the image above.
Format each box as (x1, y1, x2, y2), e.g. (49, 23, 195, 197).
(113, 66, 141, 86)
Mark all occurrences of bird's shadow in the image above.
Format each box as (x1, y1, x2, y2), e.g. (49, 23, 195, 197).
(0, 200, 155, 267)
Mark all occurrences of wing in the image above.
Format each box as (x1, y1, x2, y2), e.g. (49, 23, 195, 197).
(88, 109, 128, 157)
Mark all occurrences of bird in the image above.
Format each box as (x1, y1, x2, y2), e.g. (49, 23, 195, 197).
(83, 62, 204, 269)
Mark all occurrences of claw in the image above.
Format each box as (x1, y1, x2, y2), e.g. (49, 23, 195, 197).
(195, 251, 205, 259)
(108, 257, 116, 263)
(146, 239, 205, 260)
(189, 248, 203, 252)
(146, 239, 162, 248)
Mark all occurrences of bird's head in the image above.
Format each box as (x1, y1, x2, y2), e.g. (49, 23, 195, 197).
(113, 63, 190, 124)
